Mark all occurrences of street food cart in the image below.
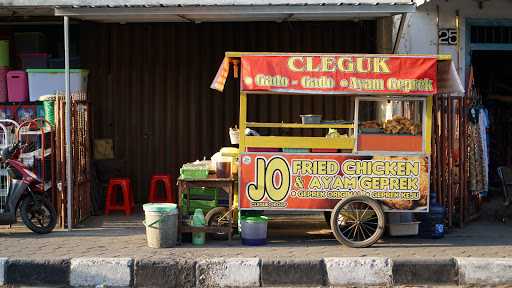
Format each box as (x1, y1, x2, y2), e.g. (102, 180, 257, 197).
(210, 52, 464, 247)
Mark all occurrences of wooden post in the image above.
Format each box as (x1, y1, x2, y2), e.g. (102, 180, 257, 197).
(431, 95, 438, 201)
(239, 92, 247, 152)
(458, 97, 465, 227)
(447, 95, 453, 227)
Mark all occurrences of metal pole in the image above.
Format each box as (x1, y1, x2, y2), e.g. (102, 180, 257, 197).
(64, 16, 73, 231)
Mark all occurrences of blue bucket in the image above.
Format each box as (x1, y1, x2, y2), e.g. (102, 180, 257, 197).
(240, 216, 269, 246)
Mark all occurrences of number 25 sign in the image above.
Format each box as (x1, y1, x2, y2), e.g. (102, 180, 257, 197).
(439, 28, 457, 45)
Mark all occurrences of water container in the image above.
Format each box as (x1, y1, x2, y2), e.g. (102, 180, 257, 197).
(418, 193, 445, 239)
(7, 71, 28, 102)
(241, 216, 269, 246)
(191, 208, 206, 245)
(0, 68, 8, 102)
(215, 156, 232, 178)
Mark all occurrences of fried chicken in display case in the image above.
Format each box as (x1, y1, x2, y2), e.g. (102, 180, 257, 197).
(357, 98, 424, 136)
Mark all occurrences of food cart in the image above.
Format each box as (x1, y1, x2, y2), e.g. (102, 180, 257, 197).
(210, 52, 463, 247)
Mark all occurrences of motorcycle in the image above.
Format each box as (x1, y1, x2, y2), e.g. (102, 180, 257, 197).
(0, 142, 56, 233)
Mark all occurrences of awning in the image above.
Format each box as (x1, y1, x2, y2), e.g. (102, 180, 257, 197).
(50, 1, 415, 23)
(211, 52, 464, 96)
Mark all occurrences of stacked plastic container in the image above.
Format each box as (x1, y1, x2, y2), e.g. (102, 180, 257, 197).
(19, 53, 49, 69)
(0, 31, 85, 126)
(26, 69, 88, 102)
(0, 40, 9, 102)
(0, 68, 7, 103)
(5, 32, 49, 104)
(14, 32, 47, 54)
(7, 71, 28, 102)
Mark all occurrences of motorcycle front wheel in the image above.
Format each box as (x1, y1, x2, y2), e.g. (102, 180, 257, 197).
(20, 196, 57, 234)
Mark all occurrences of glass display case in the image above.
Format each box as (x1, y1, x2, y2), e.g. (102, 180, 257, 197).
(355, 96, 426, 153)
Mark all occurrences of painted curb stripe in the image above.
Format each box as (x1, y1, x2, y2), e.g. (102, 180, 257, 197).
(0, 257, 511, 286)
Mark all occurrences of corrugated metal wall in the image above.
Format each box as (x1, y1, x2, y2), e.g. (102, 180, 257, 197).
(80, 21, 376, 203)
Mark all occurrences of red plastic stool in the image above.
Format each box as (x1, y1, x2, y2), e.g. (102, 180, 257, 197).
(148, 174, 175, 203)
(105, 178, 134, 215)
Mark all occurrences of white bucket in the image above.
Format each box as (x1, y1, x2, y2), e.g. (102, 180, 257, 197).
(229, 127, 239, 144)
(143, 203, 178, 248)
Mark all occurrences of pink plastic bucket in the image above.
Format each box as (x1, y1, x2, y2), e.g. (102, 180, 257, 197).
(7, 70, 28, 102)
(0, 68, 8, 102)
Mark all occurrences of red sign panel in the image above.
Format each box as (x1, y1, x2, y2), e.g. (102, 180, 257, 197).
(239, 153, 430, 212)
(240, 55, 437, 95)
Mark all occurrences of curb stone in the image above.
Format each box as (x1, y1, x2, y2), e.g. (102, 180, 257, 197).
(134, 258, 195, 288)
(261, 259, 326, 287)
(324, 257, 393, 287)
(5, 258, 70, 286)
(456, 257, 512, 285)
(0, 257, 6, 285)
(70, 257, 133, 287)
(393, 258, 458, 285)
(196, 258, 260, 287)
(4, 256, 512, 286)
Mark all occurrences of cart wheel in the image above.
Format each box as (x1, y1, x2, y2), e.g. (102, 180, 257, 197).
(330, 195, 385, 248)
(205, 207, 230, 240)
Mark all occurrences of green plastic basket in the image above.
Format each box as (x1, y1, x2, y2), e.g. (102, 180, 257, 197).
(180, 168, 208, 180)
(181, 199, 217, 214)
(181, 187, 220, 214)
(189, 187, 218, 198)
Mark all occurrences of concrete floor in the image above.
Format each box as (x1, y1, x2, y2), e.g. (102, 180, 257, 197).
(0, 212, 511, 260)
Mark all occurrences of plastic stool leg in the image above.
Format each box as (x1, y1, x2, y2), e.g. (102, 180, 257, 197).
(149, 179, 157, 203)
(164, 179, 175, 203)
(129, 182, 135, 214)
(105, 183, 113, 215)
(122, 183, 132, 216)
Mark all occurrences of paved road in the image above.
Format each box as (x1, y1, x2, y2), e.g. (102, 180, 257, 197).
(0, 213, 511, 260)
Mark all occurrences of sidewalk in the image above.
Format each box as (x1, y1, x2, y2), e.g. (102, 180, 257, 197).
(0, 213, 511, 260)
(1, 214, 512, 286)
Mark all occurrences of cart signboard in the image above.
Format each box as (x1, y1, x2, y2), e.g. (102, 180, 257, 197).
(239, 153, 429, 212)
(240, 55, 437, 95)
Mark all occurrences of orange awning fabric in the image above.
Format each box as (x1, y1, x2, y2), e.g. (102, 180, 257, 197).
(210, 56, 231, 92)
(211, 53, 464, 96)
